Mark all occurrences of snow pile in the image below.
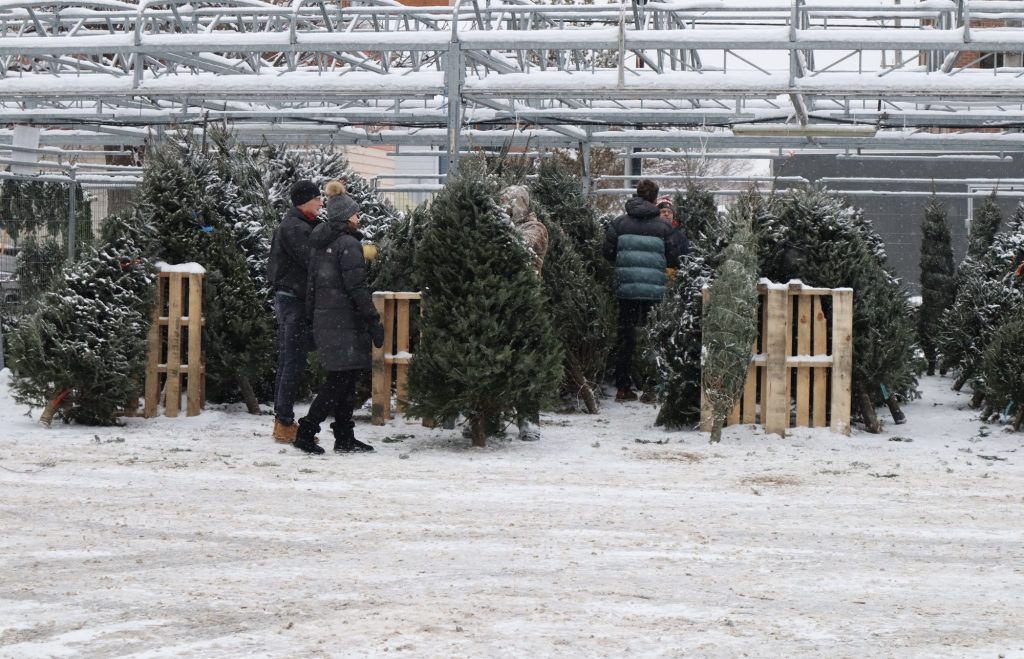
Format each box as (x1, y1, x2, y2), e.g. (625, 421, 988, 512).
(0, 375, 1021, 656)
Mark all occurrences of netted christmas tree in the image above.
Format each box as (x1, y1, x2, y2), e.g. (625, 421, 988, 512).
(648, 184, 731, 429)
(756, 186, 921, 432)
(530, 158, 615, 413)
(6, 209, 155, 425)
(980, 315, 1024, 431)
(407, 160, 563, 446)
(918, 197, 956, 376)
(700, 203, 760, 442)
(938, 203, 1024, 400)
(137, 132, 275, 412)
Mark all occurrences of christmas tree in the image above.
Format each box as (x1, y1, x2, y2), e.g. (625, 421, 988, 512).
(6, 209, 155, 425)
(649, 185, 733, 428)
(13, 236, 65, 307)
(918, 197, 956, 376)
(968, 193, 1002, 260)
(0, 179, 92, 248)
(137, 132, 275, 412)
(370, 203, 432, 292)
(980, 315, 1024, 431)
(407, 160, 562, 446)
(701, 204, 760, 442)
(530, 158, 615, 413)
(674, 182, 717, 245)
(938, 203, 1024, 396)
(259, 144, 401, 241)
(756, 187, 921, 432)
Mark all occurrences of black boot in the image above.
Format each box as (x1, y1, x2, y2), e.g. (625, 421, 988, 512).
(332, 420, 374, 453)
(293, 418, 325, 455)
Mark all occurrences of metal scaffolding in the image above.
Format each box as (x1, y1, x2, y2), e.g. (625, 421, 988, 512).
(0, 0, 1023, 169)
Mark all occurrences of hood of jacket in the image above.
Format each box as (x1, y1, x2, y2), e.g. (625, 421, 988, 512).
(309, 217, 363, 249)
(624, 196, 661, 221)
(499, 185, 533, 225)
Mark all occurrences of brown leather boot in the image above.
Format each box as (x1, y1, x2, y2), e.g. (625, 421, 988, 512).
(272, 419, 298, 443)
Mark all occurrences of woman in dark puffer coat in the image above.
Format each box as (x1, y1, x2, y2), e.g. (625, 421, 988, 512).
(293, 193, 385, 454)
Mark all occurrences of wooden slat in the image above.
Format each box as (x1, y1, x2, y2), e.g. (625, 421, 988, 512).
(370, 292, 389, 425)
(186, 273, 204, 416)
(759, 291, 768, 425)
(394, 298, 411, 413)
(742, 362, 758, 424)
(763, 287, 789, 436)
(143, 275, 165, 418)
(164, 274, 183, 418)
(795, 294, 812, 427)
(830, 289, 854, 435)
(785, 293, 794, 427)
(812, 295, 829, 428)
(382, 291, 422, 300)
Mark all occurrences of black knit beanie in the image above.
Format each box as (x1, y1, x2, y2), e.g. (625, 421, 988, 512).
(289, 180, 320, 207)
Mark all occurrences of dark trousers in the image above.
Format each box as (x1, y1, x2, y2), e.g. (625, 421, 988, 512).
(614, 298, 655, 390)
(273, 292, 312, 425)
(304, 370, 359, 429)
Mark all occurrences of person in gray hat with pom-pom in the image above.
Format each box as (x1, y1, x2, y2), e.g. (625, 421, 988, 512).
(292, 191, 385, 455)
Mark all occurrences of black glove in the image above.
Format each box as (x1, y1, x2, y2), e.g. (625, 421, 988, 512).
(371, 322, 385, 349)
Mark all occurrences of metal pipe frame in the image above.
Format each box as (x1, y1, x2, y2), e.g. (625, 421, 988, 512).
(0, 0, 1023, 155)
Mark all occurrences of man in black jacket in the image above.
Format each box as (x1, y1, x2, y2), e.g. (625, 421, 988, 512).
(267, 180, 323, 442)
(603, 179, 681, 402)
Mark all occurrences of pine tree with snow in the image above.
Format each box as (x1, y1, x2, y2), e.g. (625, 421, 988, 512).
(6, 209, 155, 425)
(918, 197, 956, 376)
(138, 133, 275, 412)
(701, 204, 760, 442)
(259, 144, 401, 241)
(675, 182, 717, 246)
(530, 158, 615, 412)
(649, 185, 734, 429)
(756, 187, 921, 432)
(968, 193, 1002, 260)
(0, 179, 92, 248)
(407, 160, 562, 446)
(12, 236, 65, 306)
(938, 203, 1024, 397)
(980, 315, 1024, 431)
(370, 203, 432, 292)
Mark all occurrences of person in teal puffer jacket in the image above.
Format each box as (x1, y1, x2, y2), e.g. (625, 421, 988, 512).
(603, 179, 682, 402)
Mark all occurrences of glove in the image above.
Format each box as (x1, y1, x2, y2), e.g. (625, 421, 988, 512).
(371, 321, 385, 349)
(362, 243, 379, 262)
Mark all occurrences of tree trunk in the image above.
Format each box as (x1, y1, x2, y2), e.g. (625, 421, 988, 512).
(885, 396, 906, 425)
(40, 389, 71, 427)
(470, 415, 486, 448)
(926, 360, 935, 377)
(567, 359, 599, 414)
(709, 416, 723, 443)
(1014, 407, 1023, 433)
(236, 375, 260, 415)
(969, 389, 985, 409)
(858, 391, 881, 433)
(952, 373, 968, 391)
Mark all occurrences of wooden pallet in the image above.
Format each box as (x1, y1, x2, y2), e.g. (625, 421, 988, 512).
(371, 291, 421, 425)
(142, 270, 205, 418)
(700, 280, 853, 437)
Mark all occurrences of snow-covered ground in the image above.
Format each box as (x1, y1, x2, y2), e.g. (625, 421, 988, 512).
(0, 372, 1021, 658)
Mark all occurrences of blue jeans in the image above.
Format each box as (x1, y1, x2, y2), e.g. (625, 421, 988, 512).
(274, 292, 312, 425)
